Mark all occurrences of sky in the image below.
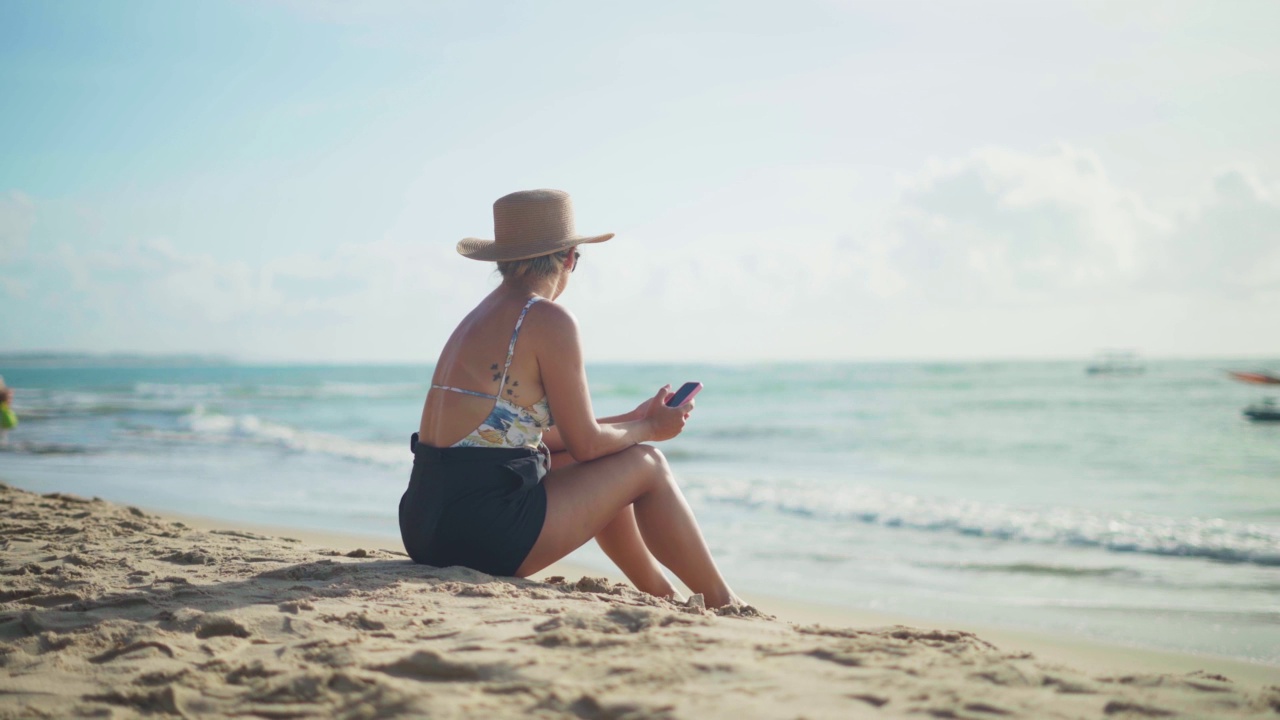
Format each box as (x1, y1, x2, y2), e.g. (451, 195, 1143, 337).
(2, 0, 1278, 363)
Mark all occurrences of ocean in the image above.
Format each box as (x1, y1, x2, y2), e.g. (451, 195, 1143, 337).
(2, 359, 1278, 665)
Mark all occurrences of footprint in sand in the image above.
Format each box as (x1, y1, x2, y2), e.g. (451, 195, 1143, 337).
(373, 649, 513, 682)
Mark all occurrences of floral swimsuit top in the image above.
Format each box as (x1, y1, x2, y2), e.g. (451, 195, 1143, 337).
(431, 296, 553, 451)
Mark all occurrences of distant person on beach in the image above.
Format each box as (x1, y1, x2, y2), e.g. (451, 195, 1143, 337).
(401, 189, 742, 608)
(0, 376, 17, 441)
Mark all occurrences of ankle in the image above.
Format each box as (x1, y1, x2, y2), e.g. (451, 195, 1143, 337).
(702, 588, 738, 609)
(646, 578, 679, 599)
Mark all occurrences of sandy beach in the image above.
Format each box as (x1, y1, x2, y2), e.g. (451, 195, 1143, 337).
(2, 482, 1277, 719)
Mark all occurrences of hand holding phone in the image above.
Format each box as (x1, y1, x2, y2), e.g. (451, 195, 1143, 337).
(665, 381, 702, 408)
(646, 382, 701, 442)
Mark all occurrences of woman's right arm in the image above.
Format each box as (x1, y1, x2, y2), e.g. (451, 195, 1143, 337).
(534, 304, 690, 463)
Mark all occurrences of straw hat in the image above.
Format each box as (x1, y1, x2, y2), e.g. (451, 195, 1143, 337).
(457, 189, 614, 262)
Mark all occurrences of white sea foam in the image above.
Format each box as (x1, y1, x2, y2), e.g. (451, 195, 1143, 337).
(134, 382, 225, 400)
(249, 382, 425, 399)
(178, 406, 404, 468)
(693, 479, 1280, 567)
(30, 389, 192, 416)
(30, 380, 426, 417)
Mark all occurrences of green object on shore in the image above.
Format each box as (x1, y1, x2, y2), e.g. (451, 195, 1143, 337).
(0, 403, 17, 429)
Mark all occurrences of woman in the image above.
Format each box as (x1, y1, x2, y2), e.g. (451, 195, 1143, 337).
(401, 189, 741, 608)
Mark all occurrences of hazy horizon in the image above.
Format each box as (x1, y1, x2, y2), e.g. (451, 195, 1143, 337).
(3, 1, 1278, 363)
(1, 349, 1276, 370)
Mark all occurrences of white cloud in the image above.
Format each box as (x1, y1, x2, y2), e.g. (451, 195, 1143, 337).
(1153, 168, 1280, 297)
(0, 191, 35, 264)
(554, 147, 1280, 361)
(44, 230, 490, 359)
(846, 145, 1279, 306)
(18, 146, 1280, 361)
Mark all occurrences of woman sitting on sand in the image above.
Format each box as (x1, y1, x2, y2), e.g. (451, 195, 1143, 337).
(401, 189, 741, 608)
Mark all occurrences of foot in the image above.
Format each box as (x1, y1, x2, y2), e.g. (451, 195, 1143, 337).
(702, 589, 746, 609)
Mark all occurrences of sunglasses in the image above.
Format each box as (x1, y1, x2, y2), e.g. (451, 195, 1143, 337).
(572, 250, 581, 273)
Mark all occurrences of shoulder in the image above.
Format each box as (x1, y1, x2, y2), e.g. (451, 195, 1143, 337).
(525, 300, 581, 348)
(527, 299, 577, 332)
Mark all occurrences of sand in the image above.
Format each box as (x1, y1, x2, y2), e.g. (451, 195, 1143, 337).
(1, 483, 1277, 719)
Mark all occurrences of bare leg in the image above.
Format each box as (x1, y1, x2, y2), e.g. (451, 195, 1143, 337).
(518, 445, 739, 608)
(547, 451, 679, 599)
(596, 505, 682, 599)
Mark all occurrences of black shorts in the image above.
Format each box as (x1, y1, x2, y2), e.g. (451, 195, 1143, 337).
(398, 433, 548, 577)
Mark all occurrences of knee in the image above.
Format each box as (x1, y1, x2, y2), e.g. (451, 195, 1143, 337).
(626, 444, 674, 488)
(627, 443, 669, 472)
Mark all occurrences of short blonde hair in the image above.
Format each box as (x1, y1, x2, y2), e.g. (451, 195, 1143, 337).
(496, 249, 571, 281)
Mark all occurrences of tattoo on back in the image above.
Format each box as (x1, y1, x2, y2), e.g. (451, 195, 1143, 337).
(491, 363, 522, 400)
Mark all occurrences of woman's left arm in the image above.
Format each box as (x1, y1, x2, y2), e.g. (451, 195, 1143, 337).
(541, 404, 648, 453)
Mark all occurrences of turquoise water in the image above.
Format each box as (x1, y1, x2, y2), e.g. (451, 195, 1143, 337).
(1, 359, 1278, 663)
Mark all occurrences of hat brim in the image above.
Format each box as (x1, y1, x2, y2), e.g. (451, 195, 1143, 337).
(456, 233, 614, 262)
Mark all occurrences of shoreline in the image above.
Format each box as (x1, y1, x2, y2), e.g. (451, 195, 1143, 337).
(3, 482, 1278, 718)
(166, 502, 1280, 690)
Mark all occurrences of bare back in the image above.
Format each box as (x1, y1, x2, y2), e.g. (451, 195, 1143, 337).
(418, 289, 550, 447)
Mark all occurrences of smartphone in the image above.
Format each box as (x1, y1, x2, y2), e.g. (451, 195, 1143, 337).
(665, 381, 703, 407)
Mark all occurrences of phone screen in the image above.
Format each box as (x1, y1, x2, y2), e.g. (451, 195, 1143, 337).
(666, 381, 702, 407)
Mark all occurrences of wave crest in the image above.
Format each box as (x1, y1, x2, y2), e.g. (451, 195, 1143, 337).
(695, 481, 1280, 567)
(174, 407, 405, 467)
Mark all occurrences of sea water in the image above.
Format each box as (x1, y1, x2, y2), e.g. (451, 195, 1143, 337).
(2, 359, 1278, 664)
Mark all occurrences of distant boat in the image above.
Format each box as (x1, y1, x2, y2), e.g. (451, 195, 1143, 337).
(1086, 351, 1144, 376)
(1227, 370, 1280, 385)
(1243, 397, 1280, 422)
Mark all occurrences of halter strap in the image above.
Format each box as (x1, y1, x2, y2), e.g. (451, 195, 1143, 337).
(497, 296, 542, 392)
(431, 296, 543, 400)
